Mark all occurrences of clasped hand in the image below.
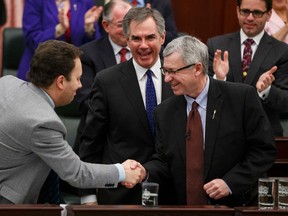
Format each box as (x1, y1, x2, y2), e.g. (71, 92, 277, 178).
(121, 159, 146, 188)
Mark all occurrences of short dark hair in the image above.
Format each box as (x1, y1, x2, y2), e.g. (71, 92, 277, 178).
(28, 40, 82, 88)
(236, 0, 272, 11)
(122, 7, 165, 38)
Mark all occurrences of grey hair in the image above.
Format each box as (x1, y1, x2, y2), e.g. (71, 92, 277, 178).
(102, 0, 131, 21)
(163, 35, 209, 74)
(122, 7, 165, 38)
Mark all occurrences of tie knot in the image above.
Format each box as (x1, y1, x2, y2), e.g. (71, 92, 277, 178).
(244, 38, 254, 46)
(119, 48, 128, 55)
(146, 69, 153, 78)
(192, 101, 198, 111)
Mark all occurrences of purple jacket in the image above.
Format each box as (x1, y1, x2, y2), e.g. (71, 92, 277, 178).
(18, 0, 101, 80)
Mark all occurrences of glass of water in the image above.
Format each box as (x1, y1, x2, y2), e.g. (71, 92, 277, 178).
(258, 178, 275, 209)
(141, 182, 159, 207)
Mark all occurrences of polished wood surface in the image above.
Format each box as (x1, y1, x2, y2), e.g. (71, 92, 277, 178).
(268, 137, 288, 177)
(0, 204, 62, 216)
(235, 207, 288, 216)
(66, 205, 234, 216)
(170, 0, 239, 43)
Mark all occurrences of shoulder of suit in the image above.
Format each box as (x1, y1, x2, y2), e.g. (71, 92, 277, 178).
(208, 31, 239, 42)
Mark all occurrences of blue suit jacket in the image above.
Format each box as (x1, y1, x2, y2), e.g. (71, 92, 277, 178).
(18, 0, 101, 80)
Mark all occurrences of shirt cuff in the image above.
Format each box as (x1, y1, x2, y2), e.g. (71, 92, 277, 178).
(115, 163, 125, 182)
(213, 74, 226, 81)
(258, 85, 271, 100)
(81, 194, 97, 204)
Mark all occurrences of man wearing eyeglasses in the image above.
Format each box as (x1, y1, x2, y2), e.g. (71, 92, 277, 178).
(144, 35, 276, 207)
(207, 0, 288, 137)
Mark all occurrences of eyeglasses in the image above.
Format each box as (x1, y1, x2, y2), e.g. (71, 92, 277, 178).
(108, 21, 123, 28)
(160, 64, 195, 75)
(239, 8, 268, 18)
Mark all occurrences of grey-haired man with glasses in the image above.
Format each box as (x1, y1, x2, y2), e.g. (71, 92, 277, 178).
(207, 0, 288, 137)
(144, 35, 276, 207)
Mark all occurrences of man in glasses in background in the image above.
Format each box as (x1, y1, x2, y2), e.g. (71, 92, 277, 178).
(207, 0, 288, 137)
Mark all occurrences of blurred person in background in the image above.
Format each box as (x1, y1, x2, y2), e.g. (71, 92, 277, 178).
(265, 0, 288, 43)
(18, 0, 103, 81)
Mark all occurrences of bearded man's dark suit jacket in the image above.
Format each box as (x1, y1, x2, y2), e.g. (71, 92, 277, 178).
(207, 31, 288, 136)
(144, 77, 276, 207)
(74, 36, 117, 153)
(79, 58, 173, 204)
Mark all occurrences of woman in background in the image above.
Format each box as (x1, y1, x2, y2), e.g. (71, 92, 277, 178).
(18, 0, 103, 80)
(265, 0, 288, 43)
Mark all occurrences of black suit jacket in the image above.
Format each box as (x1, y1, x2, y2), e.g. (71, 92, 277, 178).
(73, 36, 117, 153)
(145, 77, 276, 207)
(79, 59, 173, 204)
(207, 31, 288, 136)
(145, 0, 178, 46)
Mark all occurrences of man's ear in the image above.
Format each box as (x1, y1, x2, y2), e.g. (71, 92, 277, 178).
(102, 20, 109, 33)
(55, 75, 65, 90)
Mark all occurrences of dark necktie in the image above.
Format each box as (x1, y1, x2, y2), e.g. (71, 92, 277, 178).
(146, 69, 157, 137)
(37, 170, 61, 204)
(131, 0, 138, 6)
(242, 38, 254, 81)
(186, 101, 206, 205)
(119, 48, 128, 63)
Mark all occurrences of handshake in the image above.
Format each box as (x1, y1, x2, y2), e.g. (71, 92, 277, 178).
(121, 159, 147, 188)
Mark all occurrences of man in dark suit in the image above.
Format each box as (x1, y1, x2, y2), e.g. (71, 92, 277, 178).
(74, 0, 132, 154)
(144, 0, 178, 46)
(79, 7, 173, 205)
(207, 0, 288, 136)
(144, 35, 276, 207)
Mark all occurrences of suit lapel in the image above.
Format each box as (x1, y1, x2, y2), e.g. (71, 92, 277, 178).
(228, 32, 243, 83)
(245, 33, 272, 85)
(204, 78, 223, 180)
(100, 37, 117, 67)
(161, 74, 174, 101)
(176, 97, 188, 167)
(119, 60, 152, 137)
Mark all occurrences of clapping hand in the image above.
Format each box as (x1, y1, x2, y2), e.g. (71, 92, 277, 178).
(85, 6, 103, 27)
(256, 66, 277, 92)
(213, 49, 229, 80)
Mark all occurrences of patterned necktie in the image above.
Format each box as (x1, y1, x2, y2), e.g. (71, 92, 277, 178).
(146, 69, 157, 137)
(242, 38, 254, 81)
(186, 102, 206, 205)
(119, 48, 128, 63)
(37, 170, 61, 204)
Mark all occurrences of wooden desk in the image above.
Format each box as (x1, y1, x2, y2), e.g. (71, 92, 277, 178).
(0, 204, 62, 216)
(235, 207, 288, 216)
(268, 137, 288, 177)
(66, 205, 234, 216)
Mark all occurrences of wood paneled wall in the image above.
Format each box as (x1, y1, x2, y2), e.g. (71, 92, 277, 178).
(171, 0, 239, 43)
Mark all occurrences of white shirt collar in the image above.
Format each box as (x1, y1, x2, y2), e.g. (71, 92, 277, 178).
(240, 29, 264, 45)
(108, 36, 130, 55)
(133, 57, 162, 81)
